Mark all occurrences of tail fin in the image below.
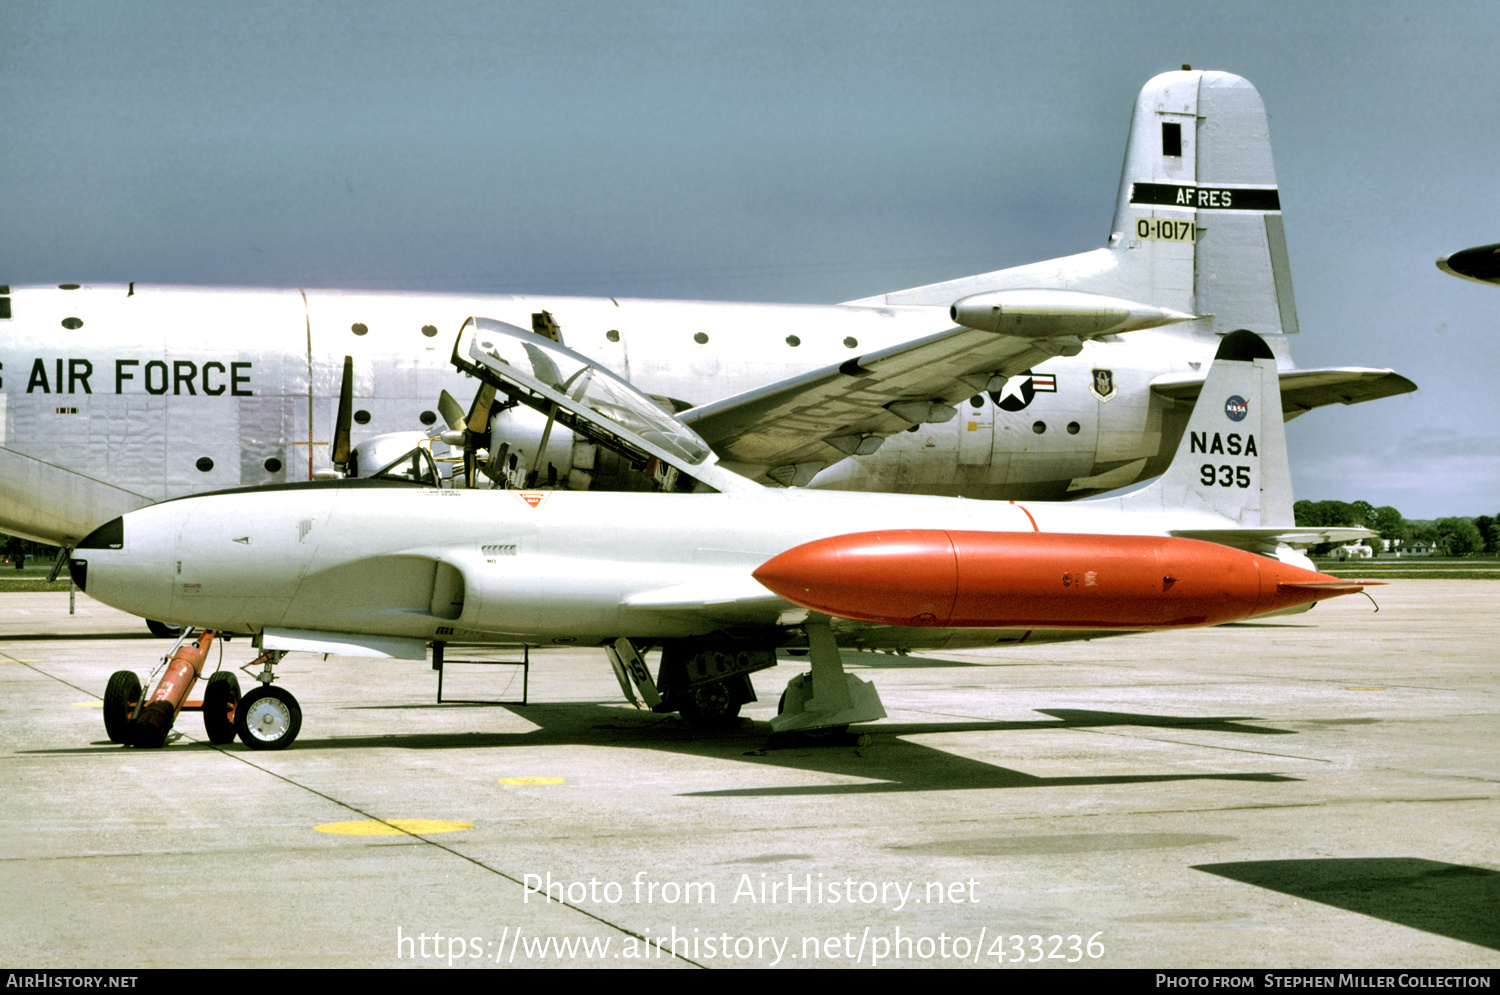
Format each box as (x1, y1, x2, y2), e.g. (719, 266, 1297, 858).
(848, 70, 1300, 339)
(1114, 330, 1292, 526)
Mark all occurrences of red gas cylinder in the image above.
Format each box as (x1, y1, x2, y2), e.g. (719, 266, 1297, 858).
(128, 630, 217, 748)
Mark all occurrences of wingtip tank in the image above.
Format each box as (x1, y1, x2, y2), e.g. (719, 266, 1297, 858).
(754, 531, 1368, 630)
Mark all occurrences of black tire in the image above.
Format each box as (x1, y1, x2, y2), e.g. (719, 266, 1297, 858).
(678, 680, 742, 728)
(103, 670, 141, 744)
(234, 685, 302, 751)
(202, 671, 241, 745)
(145, 619, 183, 638)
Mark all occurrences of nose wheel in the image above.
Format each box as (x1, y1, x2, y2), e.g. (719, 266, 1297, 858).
(234, 685, 303, 750)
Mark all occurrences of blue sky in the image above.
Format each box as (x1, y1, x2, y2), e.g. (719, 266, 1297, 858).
(3, 1, 1497, 517)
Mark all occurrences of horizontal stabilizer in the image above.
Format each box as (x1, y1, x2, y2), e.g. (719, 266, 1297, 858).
(1172, 527, 1377, 552)
(1151, 367, 1417, 416)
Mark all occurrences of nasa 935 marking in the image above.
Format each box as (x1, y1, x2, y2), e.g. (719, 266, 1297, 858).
(1200, 464, 1251, 488)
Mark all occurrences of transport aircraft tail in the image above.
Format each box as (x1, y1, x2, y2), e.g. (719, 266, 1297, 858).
(1110, 328, 1292, 528)
(847, 69, 1300, 342)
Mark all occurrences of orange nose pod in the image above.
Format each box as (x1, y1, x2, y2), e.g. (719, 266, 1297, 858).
(754, 531, 1364, 629)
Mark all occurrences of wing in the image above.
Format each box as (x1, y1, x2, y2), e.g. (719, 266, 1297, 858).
(621, 573, 796, 627)
(682, 290, 1193, 485)
(1172, 526, 1377, 554)
(1151, 367, 1416, 418)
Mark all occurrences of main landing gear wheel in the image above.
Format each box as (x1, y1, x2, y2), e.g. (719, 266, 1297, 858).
(235, 685, 302, 751)
(145, 620, 183, 638)
(103, 670, 141, 744)
(202, 671, 241, 745)
(678, 681, 742, 728)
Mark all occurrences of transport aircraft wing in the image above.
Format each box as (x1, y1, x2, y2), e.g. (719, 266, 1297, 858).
(1150, 368, 1416, 418)
(1170, 526, 1377, 556)
(682, 289, 1193, 485)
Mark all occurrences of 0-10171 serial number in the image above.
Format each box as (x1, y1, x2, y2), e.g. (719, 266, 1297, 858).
(1136, 217, 1196, 242)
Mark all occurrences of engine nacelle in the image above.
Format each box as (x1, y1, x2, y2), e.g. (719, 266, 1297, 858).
(950, 289, 1194, 338)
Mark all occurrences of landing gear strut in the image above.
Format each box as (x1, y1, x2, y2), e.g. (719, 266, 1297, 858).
(770, 616, 885, 735)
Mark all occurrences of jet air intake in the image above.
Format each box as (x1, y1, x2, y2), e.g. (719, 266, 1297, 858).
(949, 289, 1195, 337)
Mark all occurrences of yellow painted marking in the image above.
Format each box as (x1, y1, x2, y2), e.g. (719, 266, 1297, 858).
(498, 777, 565, 786)
(1346, 687, 1386, 691)
(72, 700, 104, 707)
(315, 819, 473, 836)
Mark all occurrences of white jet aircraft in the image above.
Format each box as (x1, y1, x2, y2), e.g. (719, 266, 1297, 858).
(71, 319, 1377, 750)
(2, 69, 1412, 559)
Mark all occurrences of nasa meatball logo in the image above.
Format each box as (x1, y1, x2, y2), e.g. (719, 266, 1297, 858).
(1224, 395, 1249, 422)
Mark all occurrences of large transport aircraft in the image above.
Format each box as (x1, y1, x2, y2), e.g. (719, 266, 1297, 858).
(72, 320, 1376, 751)
(1, 69, 1412, 553)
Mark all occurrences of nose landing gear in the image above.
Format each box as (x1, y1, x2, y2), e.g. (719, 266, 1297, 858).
(233, 650, 302, 751)
(235, 684, 302, 750)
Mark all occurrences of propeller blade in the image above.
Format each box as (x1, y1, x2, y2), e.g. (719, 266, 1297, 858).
(331, 356, 354, 465)
(437, 390, 468, 433)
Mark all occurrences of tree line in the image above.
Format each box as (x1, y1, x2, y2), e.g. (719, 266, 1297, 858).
(1293, 500, 1497, 556)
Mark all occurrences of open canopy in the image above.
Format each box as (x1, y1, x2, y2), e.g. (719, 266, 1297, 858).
(451, 317, 753, 493)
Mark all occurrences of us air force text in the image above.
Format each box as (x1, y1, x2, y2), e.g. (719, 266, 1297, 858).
(0, 359, 253, 395)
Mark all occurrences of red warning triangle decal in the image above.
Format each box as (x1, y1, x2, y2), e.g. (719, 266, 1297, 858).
(515, 491, 548, 509)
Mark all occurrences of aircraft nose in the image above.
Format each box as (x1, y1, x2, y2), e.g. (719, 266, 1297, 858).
(69, 516, 126, 591)
(67, 510, 178, 619)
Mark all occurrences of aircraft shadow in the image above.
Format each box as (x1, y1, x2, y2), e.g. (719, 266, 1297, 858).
(27, 703, 1303, 796)
(1031, 709, 1293, 736)
(1194, 858, 1500, 951)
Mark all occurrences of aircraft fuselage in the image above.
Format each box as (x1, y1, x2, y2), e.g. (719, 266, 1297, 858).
(0, 282, 1211, 544)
